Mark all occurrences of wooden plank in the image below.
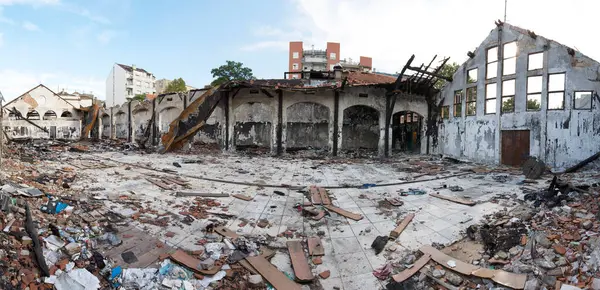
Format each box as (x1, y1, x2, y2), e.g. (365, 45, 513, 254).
(170, 250, 222, 275)
(392, 253, 430, 282)
(318, 187, 331, 205)
(419, 245, 479, 275)
(287, 240, 314, 282)
(162, 177, 188, 186)
(214, 226, 239, 240)
(146, 178, 172, 190)
(491, 270, 527, 289)
(429, 193, 476, 206)
(307, 237, 325, 256)
(232, 194, 253, 201)
(389, 213, 415, 239)
(245, 255, 301, 290)
(310, 186, 322, 205)
(311, 211, 325, 221)
(239, 259, 258, 275)
(175, 192, 229, 197)
(324, 205, 363, 221)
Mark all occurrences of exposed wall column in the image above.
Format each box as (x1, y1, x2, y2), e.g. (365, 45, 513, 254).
(127, 102, 132, 142)
(276, 90, 283, 155)
(384, 94, 391, 157)
(333, 90, 340, 156)
(98, 114, 103, 140)
(224, 91, 232, 151)
(494, 25, 504, 163)
(151, 98, 157, 145)
(110, 107, 115, 139)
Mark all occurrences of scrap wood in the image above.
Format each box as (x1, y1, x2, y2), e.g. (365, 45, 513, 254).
(175, 192, 229, 197)
(311, 211, 325, 221)
(214, 226, 239, 240)
(245, 255, 301, 290)
(238, 247, 275, 275)
(310, 186, 322, 205)
(489, 270, 526, 289)
(391, 253, 430, 282)
(390, 213, 415, 239)
(146, 178, 172, 190)
(317, 187, 331, 205)
(170, 250, 222, 275)
(385, 197, 404, 206)
(307, 237, 325, 256)
(419, 268, 459, 290)
(287, 240, 314, 282)
(429, 193, 476, 206)
(419, 245, 479, 275)
(232, 194, 253, 201)
(162, 177, 188, 186)
(324, 205, 363, 221)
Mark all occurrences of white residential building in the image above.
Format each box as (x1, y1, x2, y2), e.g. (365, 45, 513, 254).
(105, 63, 156, 106)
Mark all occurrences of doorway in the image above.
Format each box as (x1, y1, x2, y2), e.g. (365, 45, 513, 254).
(501, 130, 530, 166)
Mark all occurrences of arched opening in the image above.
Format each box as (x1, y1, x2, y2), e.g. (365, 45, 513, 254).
(233, 102, 272, 151)
(392, 111, 424, 153)
(158, 107, 180, 134)
(26, 111, 40, 120)
(43, 111, 57, 120)
(60, 111, 73, 118)
(286, 102, 330, 151)
(133, 108, 152, 140)
(342, 105, 379, 151)
(101, 114, 110, 138)
(115, 112, 127, 139)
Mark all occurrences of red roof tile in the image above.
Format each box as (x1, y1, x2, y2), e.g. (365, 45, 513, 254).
(346, 71, 397, 85)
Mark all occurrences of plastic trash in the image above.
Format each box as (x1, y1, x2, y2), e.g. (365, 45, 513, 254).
(360, 183, 377, 189)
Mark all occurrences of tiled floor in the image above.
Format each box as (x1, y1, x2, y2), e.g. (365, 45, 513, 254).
(69, 152, 539, 290)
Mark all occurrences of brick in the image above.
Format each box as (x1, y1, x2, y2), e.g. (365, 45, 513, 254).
(165, 231, 176, 238)
(319, 270, 330, 279)
(554, 245, 566, 255)
(312, 257, 322, 265)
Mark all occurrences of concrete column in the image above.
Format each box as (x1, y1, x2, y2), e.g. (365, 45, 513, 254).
(494, 26, 504, 164)
(226, 92, 234, 151)
(276, 90, 283, 155)
(98, 115, 103, 139)
(332, 91, 340, 156)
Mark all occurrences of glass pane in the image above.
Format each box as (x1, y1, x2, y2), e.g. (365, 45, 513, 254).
(454, 103, 462, 117)
(467, 102, 476, 116)
(466, 87, 477, 101)
(467, 69, 478, 83)
(487, 47, 498, 62)
(528, 53, 543, 70)
(574, 91, 592, 109)
(527, 76, 542, 94)
(527, 94, 541, 111)
(485, 99, 496, 114)
(503, 58, 516, 75)
(454, 90, 463, 103)
(486, 83, 497, 100)
(442, 106, 449, 119)
(487, 62, 497, 79)
(548, 92, 564, 109)
(549, 73, 565, 91)
(503, 42, 517, 58)
(502, 79, 515, 96)
(502, 97, 515, 113)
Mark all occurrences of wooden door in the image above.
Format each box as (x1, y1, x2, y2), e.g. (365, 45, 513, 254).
(501, 130, 530, 166)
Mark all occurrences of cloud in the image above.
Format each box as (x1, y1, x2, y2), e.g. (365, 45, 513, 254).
(96, 29, 116, 44)
(22, 20, 39, 31)
(59, 4, 110, 25)
(0, 7, 15, 25)
(0, 69, 105, 102)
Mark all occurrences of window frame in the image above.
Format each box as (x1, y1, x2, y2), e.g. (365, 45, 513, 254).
(528, 52, 544, 71)
(292, 52, 299, 59)
(292, 63, 299, 70)
(485, 83, 497, 115)
(466, 87, 477, 116)
(573, 90, 593, 110)
(548, 72, 566, 110)
(330, 52, 336, 60)
(501, 79, 516, 113)
(526, 75, 542, 111)
(467, 68, 478, 84)
(440, 106, 450, 119)
(453, 90, 463, 117)
(502, 41, 517, 76)
(486, 46, 498, 79)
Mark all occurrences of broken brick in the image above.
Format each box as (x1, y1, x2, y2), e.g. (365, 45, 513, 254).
(312, 257, 322, 265)
(165, 231, 176, 238)
(554, 245, 566, 255)
(319, 270, 330, 279)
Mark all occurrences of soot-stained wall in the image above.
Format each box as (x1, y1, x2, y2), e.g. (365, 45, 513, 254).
(285, 102, 330, 150)
(342, 105, 380, 150)
(233, 101, 273, 148)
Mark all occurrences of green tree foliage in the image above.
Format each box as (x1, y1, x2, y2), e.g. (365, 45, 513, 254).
(502, 97, 515, 113)
(127, 94, 147, 102)
(434, 62, 460, 90)
(526, 99, 541, 111)
(164, 78, 187, 93)
(210, 61, 254, 86)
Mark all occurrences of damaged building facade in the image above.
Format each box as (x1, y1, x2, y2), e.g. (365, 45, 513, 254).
(2, 85, 84, 140)
(436, 22, 600, 171)
(98, 69, 434, 156)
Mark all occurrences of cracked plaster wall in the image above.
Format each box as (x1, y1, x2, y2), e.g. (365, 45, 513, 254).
(436, 24, 600, 171)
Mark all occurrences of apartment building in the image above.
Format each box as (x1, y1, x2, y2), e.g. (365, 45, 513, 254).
(288, 41, 373, 79)
(105, 63, 156, 106)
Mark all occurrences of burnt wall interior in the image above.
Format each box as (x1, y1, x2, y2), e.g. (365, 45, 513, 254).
(101, 114, 110, 138)
(342, 105, 380, 150)
(392, 111, 423, 153)
(285, 102, 330, 150)
(234, 102, 272, 149)
(133, 109, 152, 140)
(115, 112, 128, 139)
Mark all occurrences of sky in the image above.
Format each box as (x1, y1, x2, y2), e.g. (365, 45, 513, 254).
(0, 0, 598, 102)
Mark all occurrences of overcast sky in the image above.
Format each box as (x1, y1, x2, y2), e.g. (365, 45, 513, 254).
(0, 0, 597, 102)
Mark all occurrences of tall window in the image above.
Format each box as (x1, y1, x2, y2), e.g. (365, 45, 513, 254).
(486, 47, 498, 79)
(574, 91, 593, 110)
(526, 76, 542, 111)
(441, 106, 449, 119)
(330, 52, 336, 60)
(528, 52, 543, 70)
(466, 87, 477, 116)
(548, 73, 565, 110)
(501, 79, 515, 113)
(485, 83, 497, 114)
(453, 90, 463, 117)
(467, 68, 478, 83)
(292, 52, 299, 59)
(503, 42, 517, 75)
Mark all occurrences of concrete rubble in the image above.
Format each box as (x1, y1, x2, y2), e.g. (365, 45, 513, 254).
(0, 139, 597, 290)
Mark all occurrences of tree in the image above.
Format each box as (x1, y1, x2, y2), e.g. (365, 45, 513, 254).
(164, 78, 187, 93)
(434, 62, 460, 90)
(127, 94, 147, 102)
(210, 60, 254, 86)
